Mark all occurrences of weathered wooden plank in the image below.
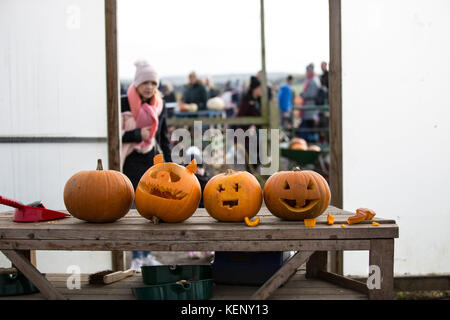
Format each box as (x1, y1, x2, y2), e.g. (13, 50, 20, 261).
(368, 239, 394, 300)
(0, 239, 371, 251)
(251, 251, 314, 300)
(1, 250, 66, 300)
(317, 270, 368, 295)
(0, 223, 399, 243)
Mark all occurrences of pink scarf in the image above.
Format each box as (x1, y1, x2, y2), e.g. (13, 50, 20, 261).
(121, 84, 163, 169)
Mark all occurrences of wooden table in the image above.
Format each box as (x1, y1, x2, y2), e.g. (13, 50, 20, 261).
(0, 206, 398, 300)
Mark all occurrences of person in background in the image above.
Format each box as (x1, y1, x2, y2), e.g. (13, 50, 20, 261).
(161, 82, 176, 103)
(121, 60, 172, 270)
(182, 71, 208, 111)
(161, 82, 177, 118)
(320, 61, 329, 89)
(221, 80, 240, 118)
(256, 70, 273, 102)
(299, 63, 321, 142)
(236, 76, 262, 173)
(204, 76, 219, 99)
(185, 146, 213, 260)
(278, 75, 294, 128)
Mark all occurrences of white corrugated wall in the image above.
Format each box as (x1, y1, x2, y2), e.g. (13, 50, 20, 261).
(342, 0, 450, 276)
(0, 0, 111, 273)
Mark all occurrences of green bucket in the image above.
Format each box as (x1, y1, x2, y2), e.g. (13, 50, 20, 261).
(132, 279, 213, 300)
(0, 270, 39, 296)
(141, 265, 212, 285)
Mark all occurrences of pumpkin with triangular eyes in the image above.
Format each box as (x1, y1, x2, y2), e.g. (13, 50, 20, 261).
(203, 169, 262, 222)
(135, 154, 201, 223)
(263, 167, 330, 220)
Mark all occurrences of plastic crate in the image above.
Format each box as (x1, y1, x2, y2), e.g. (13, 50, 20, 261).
(212, 251, 291, 286)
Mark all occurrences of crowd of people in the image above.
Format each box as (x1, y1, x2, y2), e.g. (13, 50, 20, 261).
(120, 60, 329, 269)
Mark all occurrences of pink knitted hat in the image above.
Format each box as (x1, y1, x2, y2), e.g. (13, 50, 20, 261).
(133, 60, 159, 87)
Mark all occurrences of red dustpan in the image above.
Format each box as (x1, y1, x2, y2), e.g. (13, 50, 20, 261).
(0, 195, 70, 222)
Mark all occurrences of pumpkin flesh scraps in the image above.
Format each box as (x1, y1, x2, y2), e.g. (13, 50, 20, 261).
(347, 212, 366, 225)
(327, 214, 335, 225)
(245, 216, 260, 227)
(304, 218, 316, 227)
(279, 198, 320, 213)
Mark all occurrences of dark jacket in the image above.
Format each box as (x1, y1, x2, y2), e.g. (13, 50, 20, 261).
(182, 82, 208, 110)
(235, 91, 261, 131)
(121, 95, 172, 189)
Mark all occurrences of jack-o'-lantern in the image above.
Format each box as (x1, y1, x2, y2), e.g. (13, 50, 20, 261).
(263, 167, 330, 220)
(203, 169, 262, 222)
(135, 154, 201, 223)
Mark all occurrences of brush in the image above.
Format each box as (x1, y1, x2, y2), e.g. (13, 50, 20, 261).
(89, 269, 136, 285)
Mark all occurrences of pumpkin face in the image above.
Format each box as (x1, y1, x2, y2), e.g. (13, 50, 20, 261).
(263, 167, 330, 220)
(203, 169, 262, 222)
(135, 154, 201, 223)
(63, 159, 134, 223)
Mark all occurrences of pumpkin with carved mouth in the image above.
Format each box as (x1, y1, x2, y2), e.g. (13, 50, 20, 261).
(263, 167, 330, 220)
(203, 169, 262, 222)
(135, 154, 201, 223)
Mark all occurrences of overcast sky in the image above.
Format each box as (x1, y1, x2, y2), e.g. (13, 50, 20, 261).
(118, 0, 329, 79)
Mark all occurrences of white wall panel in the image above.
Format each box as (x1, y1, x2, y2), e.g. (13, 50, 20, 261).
(0, 0, 107, 137)
(342, 0, 450, 276)
(0, 0, 111, 272)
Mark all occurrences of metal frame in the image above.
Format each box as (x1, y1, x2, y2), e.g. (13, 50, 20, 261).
(104, 0, 343, 273)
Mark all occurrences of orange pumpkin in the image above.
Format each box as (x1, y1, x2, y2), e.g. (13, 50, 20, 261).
(63, 159, 134, 223)
(307, 145, 321, 152)
(263, 167, 330, 220)
(135, 154, 201, 223)
(289, 138, 308, 151)
(203, 169, 262, 222)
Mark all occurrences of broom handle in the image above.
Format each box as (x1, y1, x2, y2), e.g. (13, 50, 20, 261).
(0, 196, 24, 209)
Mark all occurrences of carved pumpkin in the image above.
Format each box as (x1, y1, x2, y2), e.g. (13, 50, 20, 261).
(135, 154, 201, 223)
(203, 169, 262, 222)
(63, 159, 134, 223)
(289, 138, 308, 151)
(263, 167, 330, 220)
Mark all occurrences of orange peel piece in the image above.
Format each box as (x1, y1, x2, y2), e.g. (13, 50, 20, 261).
(341, 224, 347, 228)
(244, 216, 260, 227)
(327, 214, 335, 225)
(304, 218, 316, 228)
(347, 212, 366, 225)
(372, 221, 380, 227)
(357, 208, 376, 220)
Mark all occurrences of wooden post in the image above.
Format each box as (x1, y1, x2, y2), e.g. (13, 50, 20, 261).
(369, 239, 395, 300)
(328, 0, 344, 275)
(105, 0, 125, 271)
(260, 0, 269, 126)
(305, 251, 327, 279)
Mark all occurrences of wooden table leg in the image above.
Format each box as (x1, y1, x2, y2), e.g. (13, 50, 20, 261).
(251, 251, 314, 300)
(305, 251, 327, 278)
(1, 249, 66, 300)
(368, 239, 394, 300)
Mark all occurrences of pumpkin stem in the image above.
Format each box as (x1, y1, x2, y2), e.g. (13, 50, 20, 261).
(225, 169, 234, 175)
(293, 167, 301, 171)
(97, 159, 103, 171)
